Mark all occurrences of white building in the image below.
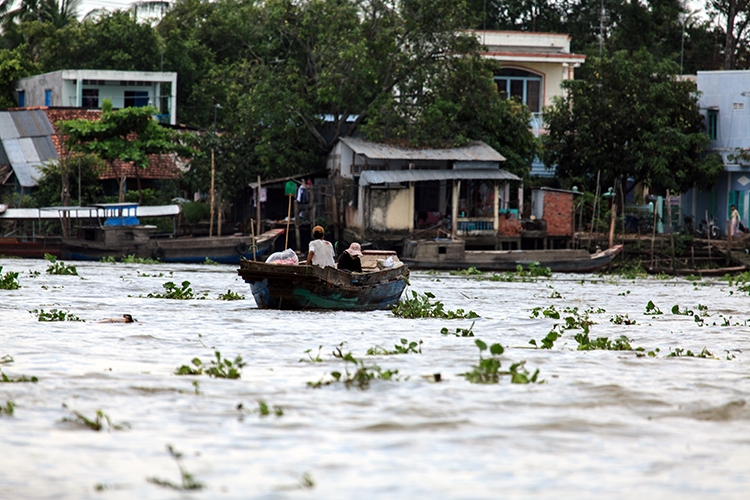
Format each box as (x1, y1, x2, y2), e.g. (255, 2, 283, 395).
(15, 69, 177, 125)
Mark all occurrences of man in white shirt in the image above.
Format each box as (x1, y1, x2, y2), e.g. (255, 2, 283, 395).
(306, 225, 335, 268)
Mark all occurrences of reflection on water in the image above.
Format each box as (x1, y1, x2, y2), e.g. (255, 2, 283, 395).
(1, 258, 750, 499)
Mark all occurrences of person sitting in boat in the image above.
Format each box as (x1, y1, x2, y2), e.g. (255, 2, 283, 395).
(337, 242, 363, 272)
(306, 225, 335, 268)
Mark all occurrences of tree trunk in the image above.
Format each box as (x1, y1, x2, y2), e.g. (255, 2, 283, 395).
(724, 0, 737, 69)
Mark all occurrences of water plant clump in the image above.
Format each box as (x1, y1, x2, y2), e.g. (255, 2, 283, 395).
(441, 321, 475, 337)
(300, 346, 323, 362)
(175, 351, 246, 379)
(391, 290, 479, 319)
(0, 370, 38, 383)
(257, 400, 284, 417)
(367, 338, 422, 355)
(529, 328, 561, 349)
(122, 254, 161, 264)
(218, 290, 244, 300)
(309, 348, 401, 390)
(1, 400, 15, 416)
(0, 267, 20, 290)
(450, 266, 483, 276)
(667, 347, 714, 359)
(63, 408, 129, 431)
(644, 300, 663, 315)
(147, 445, 205, 491)
(146, 281, 207, 300)
(573, 333, 634, 351)
(44, 253, 78, 275)
(480, 262, 552, 282)
(461, 339, 541, 384)
(610, 314, 636, 325)
(30, 308, 84, 322)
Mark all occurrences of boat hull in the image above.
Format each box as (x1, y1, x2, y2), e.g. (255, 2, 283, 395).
(402, 244, 623, 273)
(238, 260, 409, 311)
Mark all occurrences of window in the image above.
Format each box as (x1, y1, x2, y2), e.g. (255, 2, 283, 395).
(707, 109, 718, 140)
(17, 90, 24, 107)
(494, 69, 542, 113)
(82, 89, 99, 108)
(124, 91, 149, 108)
(44, 89, 52, 106)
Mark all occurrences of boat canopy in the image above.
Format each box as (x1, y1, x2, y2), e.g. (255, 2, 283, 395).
(0, 204, 181, 220)
(358, 169, 520, 187)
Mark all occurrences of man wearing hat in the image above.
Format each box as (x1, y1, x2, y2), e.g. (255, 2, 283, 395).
(306, 225, 335, 268)
(337, 242, 363, 272)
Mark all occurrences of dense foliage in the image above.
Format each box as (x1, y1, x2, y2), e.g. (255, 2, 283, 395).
(542, 50, 724, 196)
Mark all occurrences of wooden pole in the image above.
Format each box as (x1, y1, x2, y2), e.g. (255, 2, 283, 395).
(332, 186, 340, 245)
(256, 175, 262, 237)
(706, 210, 712, 260)
(451, 179, 460, 240)
(250, 218, 256, 261)
(285, 194, 292, 249)
(727, 219, 732, 266)
(209, 148, 215, 237)
(294, 196, 301, 251)
(666, 190, 675, 270)
(608, 203, 616, 249)
(650, 202, 657, 268)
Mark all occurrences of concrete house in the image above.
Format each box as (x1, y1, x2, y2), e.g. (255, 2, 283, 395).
(327, 137, 520, 248)
(15, 70, 177, 125)
(470, 30, 586, 177)
(681, 70, 750, 235)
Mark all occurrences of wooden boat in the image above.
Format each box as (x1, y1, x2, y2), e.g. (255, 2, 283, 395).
(401, 239, 623, 273)
(647, 265, 747, 277)
(57, 203, 282, 263)
(237, 250, 409, 310)
(0, 237, 61, 259)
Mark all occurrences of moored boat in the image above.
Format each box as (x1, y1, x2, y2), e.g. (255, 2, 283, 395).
(401, 239, 623, 273)
(237, 250, 409, 310)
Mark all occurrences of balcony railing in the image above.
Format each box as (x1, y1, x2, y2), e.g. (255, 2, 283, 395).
(457, 217, 495, 235)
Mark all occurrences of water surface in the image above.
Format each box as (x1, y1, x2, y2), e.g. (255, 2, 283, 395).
(1, 258, 749, 499)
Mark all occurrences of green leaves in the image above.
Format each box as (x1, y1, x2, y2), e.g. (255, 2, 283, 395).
(175, 351, 246, 379)
(0, 267, 20, 290)
(391, 290, 479, 319)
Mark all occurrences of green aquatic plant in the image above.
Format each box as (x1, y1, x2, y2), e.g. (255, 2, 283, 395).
(175, 351, 246, 379)
(217, 290, 244, 300)
(309, 348, 400, 390)
(30, 308, 83, 322)
(0, 267, 20, 290)
(479, 262, 552, 282)
(667, 347, 714, 359)
(644, 300, 663, 315)
(27, 270, 40, 278)
(146, 281, 206, 300)
(300, 346, 323, 362)
(0, 400, 15, 416)
(1, 371, 38, 383)
(529, 305, 560, 319)
(441, 321, 475, 337)
(573, 333, 634, 351)
(63, 408, 129, 431)
(460, 339, 505, 383)
(44, 253, 78, 275)
(367, 338, 422, 355)
(610, 314, 636, 325)
(450, 266, 482, 276)
(203, 258, 220, 265)
(99, 256, 116, 263)
(391, 290, 479, 319)
(147, 445, 205, 491)
(617, 290, 631, 297)
(508, 361, 541, 384)
(529, 328, 560, 349)
(121, 254, 161, 264)
(257, 400, 284, 417)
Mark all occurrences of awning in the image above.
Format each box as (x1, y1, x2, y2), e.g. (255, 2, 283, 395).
(341, 137, 505, 162)
(358, 169, 520, 187)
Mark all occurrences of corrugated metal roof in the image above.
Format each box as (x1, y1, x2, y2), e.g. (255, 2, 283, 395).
(0, 111, 59, 187)
(0, 113, 19, 139)
(341, 137, 506, 162)
(11, 162, 44, 187)
(359, 169, 520, 186)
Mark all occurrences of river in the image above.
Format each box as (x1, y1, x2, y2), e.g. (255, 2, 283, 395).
(1, 257, 749, 499)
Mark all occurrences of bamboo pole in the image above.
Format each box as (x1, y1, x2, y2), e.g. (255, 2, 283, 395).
(256, 175, 262, 237)
(285, 194, 292, 250)
(250, 218, 256, 261)
(666, 190, 675, 270)
(706, 210, 712, 260)
(209, 149, 215, 237)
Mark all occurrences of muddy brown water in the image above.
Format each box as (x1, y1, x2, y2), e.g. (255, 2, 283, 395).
(1, 258, 749, 499)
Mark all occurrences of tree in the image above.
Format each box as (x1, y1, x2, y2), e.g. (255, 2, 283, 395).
(542, 50, 724, 197)
(0, 44, 39, 106)
(58, 99, 193, 202)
